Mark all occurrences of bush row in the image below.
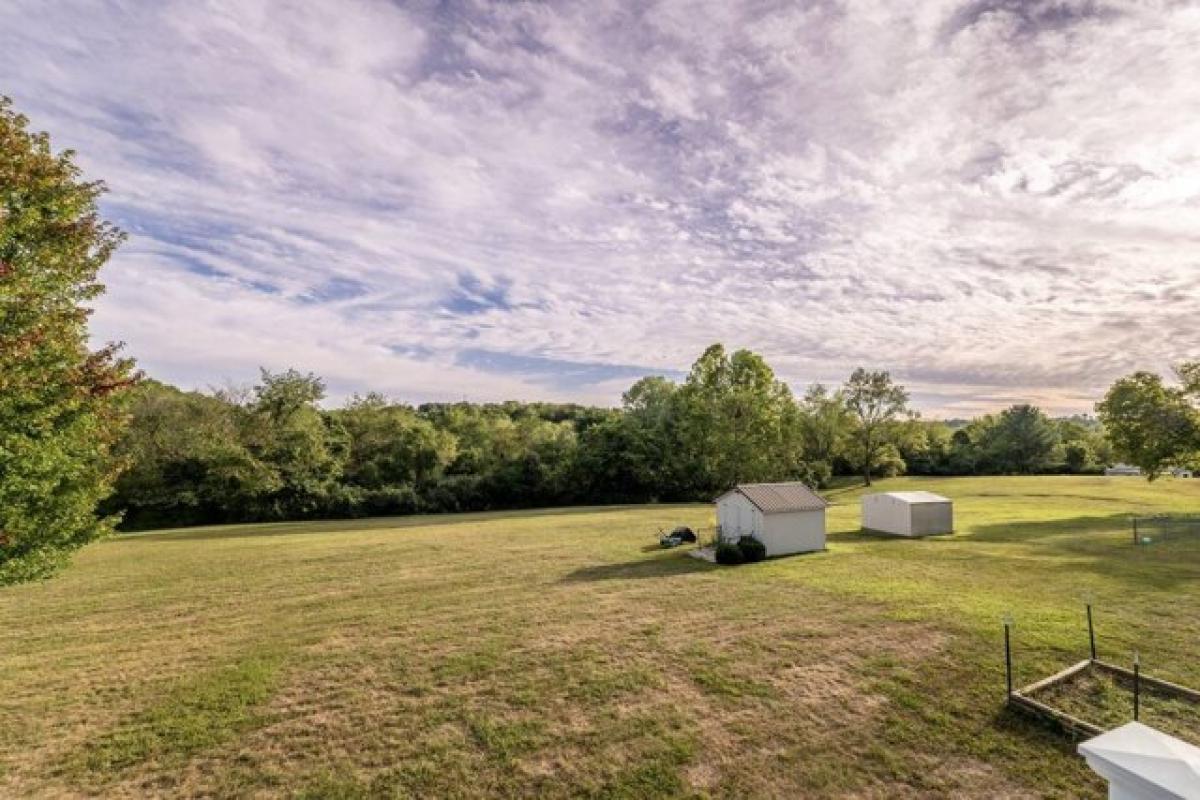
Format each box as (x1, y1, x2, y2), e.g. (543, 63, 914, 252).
(715, 536, 767, 566)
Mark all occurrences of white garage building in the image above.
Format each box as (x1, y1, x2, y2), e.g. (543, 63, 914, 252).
(715, 482, 828, 557)
(862, 492, 954, 537)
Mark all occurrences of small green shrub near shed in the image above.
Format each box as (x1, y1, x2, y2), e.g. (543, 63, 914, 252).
(737, 536, 766, 563)
(714, 537, 767, 565)
(714, 541, 744, 565)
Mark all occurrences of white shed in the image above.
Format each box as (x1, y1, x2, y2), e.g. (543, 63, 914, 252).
(714, 482, 828, 557)
(1078, 722, 1200, 799)
(862, 491, 953, 537)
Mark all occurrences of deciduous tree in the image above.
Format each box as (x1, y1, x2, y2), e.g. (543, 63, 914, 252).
(842, 368, 910, 486)
(0, 97, 138, 583)
(676, 344, 797, 493)
(797, 384, 849, 482)
(985, 404, 1059, 474)
(1097, 370, 1200, 480)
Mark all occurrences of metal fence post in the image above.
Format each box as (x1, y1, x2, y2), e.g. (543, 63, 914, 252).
(1133, 651, 1141, 722)
(1087, 604, 1096, 662)
(1004, 616, 1013, 697)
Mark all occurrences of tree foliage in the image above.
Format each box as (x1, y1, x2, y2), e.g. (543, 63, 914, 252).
(796, 385, 849, 485)
(0, 97, 137, 583)
(99, 346, 1189, 530)
(675, 344, 798, 494)
(842, 369, 910, 486)
(984, 404, 1059, 474)
(1096, 369, 1200, 480)
(109, 381, 268, 529)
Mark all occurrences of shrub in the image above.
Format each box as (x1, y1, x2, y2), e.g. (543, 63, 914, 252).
(737, 536, 766, 563)
(714, 541, 744, 565)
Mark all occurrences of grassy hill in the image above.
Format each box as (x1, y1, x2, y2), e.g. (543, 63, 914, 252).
(2, 476, 1199, 798)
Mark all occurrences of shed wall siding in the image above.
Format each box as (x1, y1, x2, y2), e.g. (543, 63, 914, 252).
(760, 509, 825, 556)
(863, 495, 912, 535)
(717, 494, 761, 541)
(910, 502, 953, 535)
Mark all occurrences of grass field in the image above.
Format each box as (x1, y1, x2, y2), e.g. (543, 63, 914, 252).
(3, 476, 1200, 798)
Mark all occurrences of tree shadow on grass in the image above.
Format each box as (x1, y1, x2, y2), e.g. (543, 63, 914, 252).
(826, 513, 1200, 592)
(560, 552, 715, 583)
(966, 514, 1136, 545)
(969, 514, 1200, 592)
(116, 505, 667, 543)
(826, 513, 1135, 549)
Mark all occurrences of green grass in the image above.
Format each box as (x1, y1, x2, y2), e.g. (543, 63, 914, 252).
(2, 476, 1199, 797)
(75, 652, 283, 774)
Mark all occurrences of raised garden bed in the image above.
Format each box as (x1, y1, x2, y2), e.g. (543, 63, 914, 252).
(1004, 607, 1200, 744)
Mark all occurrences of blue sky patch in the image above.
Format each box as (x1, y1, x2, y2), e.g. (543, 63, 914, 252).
(457, 349, 682, 392)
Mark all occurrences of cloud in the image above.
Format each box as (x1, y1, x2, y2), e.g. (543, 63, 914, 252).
(2, 0, 1198, 414)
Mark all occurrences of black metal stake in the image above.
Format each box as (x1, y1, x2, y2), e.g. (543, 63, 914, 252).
(1004, 620, 1013, 697)
(1087, 604, 1096, 662)
(1133, 517, 1139, 546)
(1133, 652, 1141, 721)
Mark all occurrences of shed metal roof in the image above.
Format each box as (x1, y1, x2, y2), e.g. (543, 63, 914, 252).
(716, 482, 828, 513)
(876, 491, 951, 504)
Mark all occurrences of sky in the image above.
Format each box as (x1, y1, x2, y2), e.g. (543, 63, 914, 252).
(3, 0, 1199, 417)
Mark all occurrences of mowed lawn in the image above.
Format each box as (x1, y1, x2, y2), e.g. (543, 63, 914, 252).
(3, 478, 1200, 798)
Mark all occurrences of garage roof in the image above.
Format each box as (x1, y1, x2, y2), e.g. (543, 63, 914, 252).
(880, 491, 951, 504)
(716, 482, 828, 513)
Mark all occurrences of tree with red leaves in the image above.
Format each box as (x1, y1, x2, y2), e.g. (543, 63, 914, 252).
(1, 96, 139, 584)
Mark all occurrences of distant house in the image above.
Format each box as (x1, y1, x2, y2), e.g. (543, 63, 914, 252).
(1105, 463, 1143, 477)
(714, 482, 827, 557)
(1171, 467, 1195, 479)
(862, 492, 954, 537)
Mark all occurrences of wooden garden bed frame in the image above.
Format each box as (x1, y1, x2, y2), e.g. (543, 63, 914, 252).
(1004, 606, 1200, 739)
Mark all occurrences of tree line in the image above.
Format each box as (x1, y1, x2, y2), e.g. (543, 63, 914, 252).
(105, 345, 1126, 530)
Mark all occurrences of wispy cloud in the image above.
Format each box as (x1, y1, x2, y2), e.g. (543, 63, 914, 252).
(3, 0, 1198, 414)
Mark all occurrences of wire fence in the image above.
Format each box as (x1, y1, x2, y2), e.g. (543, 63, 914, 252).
(1131, 515, 1200, 545)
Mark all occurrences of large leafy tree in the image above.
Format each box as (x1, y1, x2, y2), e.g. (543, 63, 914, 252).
(0, 97, 137, 583)
(240, 369, 348, 519)
(985, 404, 1060, 474)
(796, 384, 849, 481)
(619, 376, 686, 496)
(676, 344, 798, 493)
(583, 376, 685, 501)
(1096, 368, 1200, 480)
(842, 368, 910, 486)
(107, 381, 272, 529)
(337, 394, 457, 490)
(896, 420, 953, 476)
(1179, 362, 1200, 397)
